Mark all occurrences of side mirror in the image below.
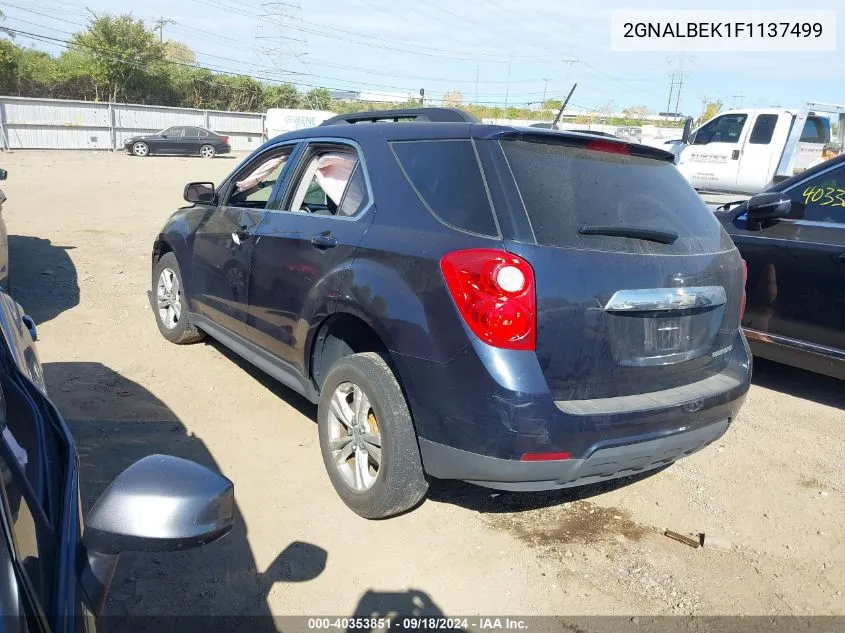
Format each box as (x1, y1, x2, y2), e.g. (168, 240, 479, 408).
(681, 117, 693, 144)
(79, 455, 234, 615)
(84, 454, 234, 554)
(747, 192, 792, 222)
(184, 182, 215, 204)
(0, 169, 7, 181)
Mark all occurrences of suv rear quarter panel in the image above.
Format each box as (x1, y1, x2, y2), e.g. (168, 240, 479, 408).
(343, 132, 501, 362)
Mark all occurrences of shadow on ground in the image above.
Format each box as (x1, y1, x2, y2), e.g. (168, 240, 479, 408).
(428, 467, 667, 515)
(8, 235, 79, 324)
(751, 357, 845, 409)
(205, 338, 317, 420)
(44, 361, 326, 624)
(349, 589, 465, 633)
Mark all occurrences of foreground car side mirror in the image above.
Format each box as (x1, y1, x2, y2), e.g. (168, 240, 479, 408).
(746, 192, 792, 222)
(184, 182, 215, 204)
(80, 455, 234, 614)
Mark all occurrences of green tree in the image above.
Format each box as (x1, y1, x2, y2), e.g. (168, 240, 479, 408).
(696, 100, 723, 126)
(543, 98, 562, 110)
(0, 39, 19, 95)
(304, 87, 331, 110)
(163, 41, 195, 64)
(263, 83, 301, 109)
(71, 13, 165, 102)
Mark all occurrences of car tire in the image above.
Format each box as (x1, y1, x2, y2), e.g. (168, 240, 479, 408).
(318, 352, 428, 519)
(152, 252, 204, 345)
(132, 141, 150, 157)
(200, 144, 216, 159)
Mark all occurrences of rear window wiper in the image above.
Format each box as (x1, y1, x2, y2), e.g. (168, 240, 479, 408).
(578, 224, 678, 244)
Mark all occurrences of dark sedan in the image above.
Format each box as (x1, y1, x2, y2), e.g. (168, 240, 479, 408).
(715, 153, 845, 379)
(124, 125, 231, 158)
(0, 286, 235, 630)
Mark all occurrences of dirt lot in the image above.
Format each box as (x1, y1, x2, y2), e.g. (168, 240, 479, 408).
(1, 151, 843, 619)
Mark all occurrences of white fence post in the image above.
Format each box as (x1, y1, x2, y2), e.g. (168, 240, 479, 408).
(108, 102, 116, 151)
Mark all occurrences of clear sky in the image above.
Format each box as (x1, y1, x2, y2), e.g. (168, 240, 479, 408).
(2, 0, 843, 116)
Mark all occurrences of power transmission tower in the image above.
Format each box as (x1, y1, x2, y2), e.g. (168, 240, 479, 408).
(254, 1, 308, 90)
(731, 94, 745, 108)
(665, 53, 693, 120)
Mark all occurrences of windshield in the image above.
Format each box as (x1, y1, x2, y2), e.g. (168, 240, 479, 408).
(501, 138, 735, 255)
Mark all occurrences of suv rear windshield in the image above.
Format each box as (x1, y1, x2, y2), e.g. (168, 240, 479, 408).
(501, 139, 734, 255)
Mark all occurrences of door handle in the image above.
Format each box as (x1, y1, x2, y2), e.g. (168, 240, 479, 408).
(22, 315, 37, 341)
(837, 253, 845, 263)
(731, 150, 740, 160)
(232, 228, 252, 245)
(311, 233, 338, 249)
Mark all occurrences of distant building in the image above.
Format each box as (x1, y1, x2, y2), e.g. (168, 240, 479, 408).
(329, 90, 416, 104)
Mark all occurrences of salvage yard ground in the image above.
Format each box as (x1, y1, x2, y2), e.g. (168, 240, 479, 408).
(2, 151, 843, 618)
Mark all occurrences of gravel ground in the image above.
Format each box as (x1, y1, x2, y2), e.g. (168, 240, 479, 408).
(1, 150, 842, 621)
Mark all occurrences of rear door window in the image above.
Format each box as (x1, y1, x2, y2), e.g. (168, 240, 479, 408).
(391, 140, 498, 237)
(749, 115, 778, 145)
(501, 139, 733, 254)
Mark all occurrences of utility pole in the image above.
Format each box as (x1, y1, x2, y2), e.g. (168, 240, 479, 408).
(542, 77, 551, 106)
(731, 94, 745, 108)
(665, 72, 676, 121)
(504, 54, 512, 110)
(153, 17, 174, 43)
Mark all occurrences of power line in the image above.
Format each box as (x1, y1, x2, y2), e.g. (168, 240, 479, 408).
(1, 25, 565, 106)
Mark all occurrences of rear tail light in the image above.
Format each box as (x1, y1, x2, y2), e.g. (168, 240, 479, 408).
(440, 249, 536, 351)
(521, 451, 571, 461)
(222, 136, 229, 144)
(740, 259, 748, 321)
(585, 140, 630, 155)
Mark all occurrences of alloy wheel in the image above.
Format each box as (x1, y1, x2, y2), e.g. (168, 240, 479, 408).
(156, 268, 182, 330)
(327, 381, 383, 492)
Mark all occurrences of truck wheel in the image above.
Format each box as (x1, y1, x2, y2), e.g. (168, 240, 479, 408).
(318, 352, 428, 519)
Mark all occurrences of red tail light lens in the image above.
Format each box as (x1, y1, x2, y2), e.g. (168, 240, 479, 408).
(222, 136, 229, 144)
(440, 249, 536, 351)
(521, 451, 571, 461)
(740, 259, 748, 320)
(585, 140, 630, 155)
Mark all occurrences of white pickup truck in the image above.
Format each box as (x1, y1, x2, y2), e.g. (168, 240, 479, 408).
(677, 103, 845, 196)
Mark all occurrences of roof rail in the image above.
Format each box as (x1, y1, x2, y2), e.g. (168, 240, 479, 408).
(319, 107, 478, 126)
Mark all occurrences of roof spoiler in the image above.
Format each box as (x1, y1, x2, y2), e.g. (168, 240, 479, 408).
(319, 107, 478, 126)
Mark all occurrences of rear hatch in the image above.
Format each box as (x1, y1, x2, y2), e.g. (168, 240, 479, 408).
(495, 134, 744, 401)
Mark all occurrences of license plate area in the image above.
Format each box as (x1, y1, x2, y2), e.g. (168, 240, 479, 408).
(607, 308, 724, 367)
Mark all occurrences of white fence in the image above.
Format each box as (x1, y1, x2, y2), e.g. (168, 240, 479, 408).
(0, 96, 266, 152)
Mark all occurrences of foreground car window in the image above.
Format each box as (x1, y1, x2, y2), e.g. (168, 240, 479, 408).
(0, 445, 53, 613)
(392, 139, 498, 237)
(501, 139, 732, 255)
(786, 164, 845, 224)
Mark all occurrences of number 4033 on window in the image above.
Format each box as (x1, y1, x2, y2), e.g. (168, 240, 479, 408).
(802, 183, 845, 208)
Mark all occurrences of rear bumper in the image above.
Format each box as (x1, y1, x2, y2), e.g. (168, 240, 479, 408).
(219, 144, 232, 154)
(420, 418, 729, 491)
(392, 330, 751, 486)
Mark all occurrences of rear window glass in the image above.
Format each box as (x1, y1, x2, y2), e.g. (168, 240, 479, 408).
(800, 117, 831, 143)
(501, 139, 733, 254)
(391, 140, 498, 236)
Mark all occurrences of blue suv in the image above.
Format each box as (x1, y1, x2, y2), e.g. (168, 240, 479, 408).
(151, 108, 751, 519)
